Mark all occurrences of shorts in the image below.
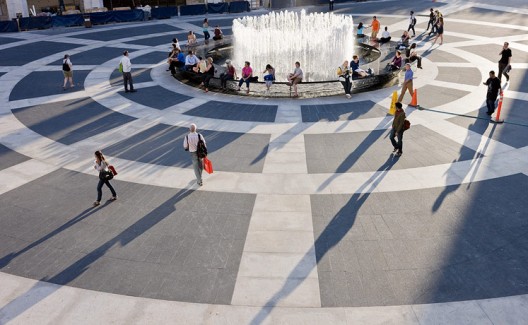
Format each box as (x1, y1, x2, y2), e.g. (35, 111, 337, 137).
(291, 77, 302, 85)
(63, 70, 73, 78)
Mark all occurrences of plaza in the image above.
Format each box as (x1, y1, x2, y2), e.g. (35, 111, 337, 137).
(1, 0, 528, 323)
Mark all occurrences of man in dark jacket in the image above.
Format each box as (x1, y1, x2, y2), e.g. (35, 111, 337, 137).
(390, 102, 406, 156)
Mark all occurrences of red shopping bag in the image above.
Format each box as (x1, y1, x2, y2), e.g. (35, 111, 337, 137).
(108, 165, 118, 176)
(203, 157, 213, 174)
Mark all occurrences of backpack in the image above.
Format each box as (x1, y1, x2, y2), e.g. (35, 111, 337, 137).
(62, 61, 70, 71)
(403, 119, 411, 130)
(196, 133, 207, 158)
(412, 17, 417, 25)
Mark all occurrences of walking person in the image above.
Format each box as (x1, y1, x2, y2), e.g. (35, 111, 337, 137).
(498, 42, 512, 82)
(426, 8, 435, 32)
(120, 50, 136, 93)
(287, 61, 303, 98)
(329, 0, 334, 11)
(432, 17, 444, 45)
(390, 102, 406, 156)
(408, 11, 416, 37)
(93, 150, 117, 206)
(183, 123, 207, 186)
(398, 63, 414, 103)
(483, 70, 502, 116)
(203, 18, 210, 44)
(62, 54, 74, 90)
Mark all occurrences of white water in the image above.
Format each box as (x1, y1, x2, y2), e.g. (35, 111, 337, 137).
(232, 10, 355, 82)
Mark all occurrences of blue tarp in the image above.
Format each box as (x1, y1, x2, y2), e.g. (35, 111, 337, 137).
(52, 14, 84, 27)
(89, 10, 145, 25)
(19, 16, 52, 30)
(180, 4, 206, 16)
(207, 3, 228, 14)
(0, 21, 19, 33)
(151, 6, 178, 19)
(229, 1, 250, 13)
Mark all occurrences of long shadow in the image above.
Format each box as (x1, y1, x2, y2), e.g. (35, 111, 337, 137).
(432, 117, 492, 212)
(317, 116, 393, 191)
(0, 188, 192, 323)
(0, 204, 109, 269)
(250, 155, 399, 325)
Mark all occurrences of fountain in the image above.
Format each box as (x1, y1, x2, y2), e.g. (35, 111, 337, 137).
(232, 10, 355, 82)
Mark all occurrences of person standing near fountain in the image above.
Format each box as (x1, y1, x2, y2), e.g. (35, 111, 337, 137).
(370, 16, 380, 41)
(237, 61, 253, 94)
(287, 61, 303, 98)
(329, 0, 334, 12)
(203, 19, 210, 44)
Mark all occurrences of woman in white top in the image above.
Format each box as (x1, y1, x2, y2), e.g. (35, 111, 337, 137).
(93, 150, 117, 206)
(187, 31, 197, 48)
(62, 54, 74, 90)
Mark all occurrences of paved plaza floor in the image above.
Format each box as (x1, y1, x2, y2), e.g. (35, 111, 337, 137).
(1, 0, 528, 324)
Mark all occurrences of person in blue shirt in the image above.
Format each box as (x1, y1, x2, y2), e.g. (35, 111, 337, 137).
(398, 63, 414, 102)
(350, 55, 369, 78)
(357, 22, 365, 38)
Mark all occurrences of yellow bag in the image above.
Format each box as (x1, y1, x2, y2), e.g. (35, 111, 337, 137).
(336, 67, 343, 76)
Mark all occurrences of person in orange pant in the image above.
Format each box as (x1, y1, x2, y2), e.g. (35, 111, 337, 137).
(398, 63, 414, 103)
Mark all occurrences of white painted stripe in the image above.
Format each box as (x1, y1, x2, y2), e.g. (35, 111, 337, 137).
(0, 159, 59, 195)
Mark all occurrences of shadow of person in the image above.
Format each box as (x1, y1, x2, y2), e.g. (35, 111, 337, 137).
(249, 155, 399, 325)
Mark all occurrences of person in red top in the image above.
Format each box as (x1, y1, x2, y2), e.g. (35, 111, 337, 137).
(370, 16, 380, 40)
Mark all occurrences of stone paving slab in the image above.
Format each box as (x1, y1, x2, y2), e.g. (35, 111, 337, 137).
(504, 68, 528, 92)
(109, 68, 153, 86)
(443, 21, 527, 38)
(12, 98, 136, 145)
(435, 67, 481, 86)
(415, 84, 470, 108)
(73, 24, 181, 41)
(121, 85, 192, 109)
(301, 101, 388, 122)
(0, 144, 30, 171)
(0, 41, 83, 66)
(447, 103, 528, 149)
(9, 71, 90, 101)
(458, 44, 528, 65)
(0, 37, 20, 45)
(123, 32, 191, 47)
(103, 123, 270, 173)
(48, 47, 131, 66)
(184, 101, 278, 123)
(312, 174, 528, 307)
(133, 51, 170, 65)
(446, 7, 528, 26)
(0, 168, 255, 304)
(420, 48, 469, 63)
(304, 125, 477, 173)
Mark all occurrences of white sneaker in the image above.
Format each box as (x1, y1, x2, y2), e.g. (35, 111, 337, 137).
(346, 94, 352, 99)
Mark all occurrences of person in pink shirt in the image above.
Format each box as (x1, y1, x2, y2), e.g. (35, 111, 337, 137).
(237, 61, 253, 94)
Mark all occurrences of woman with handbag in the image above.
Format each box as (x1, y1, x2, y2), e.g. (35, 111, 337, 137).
(62, 54, 74, 90)
(93, 150, 117, 206)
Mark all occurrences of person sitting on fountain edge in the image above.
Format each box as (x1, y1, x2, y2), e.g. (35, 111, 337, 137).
(184, 50, 199, 71)
(213, 25, 223, 41)
(351, 55, 371, 79)
(379, 26, 391, 44)
(337, 60, 352, 99)
(386, 50, 403, 71)
(287, 61, 303, 98)
(237, 61, 253, 94)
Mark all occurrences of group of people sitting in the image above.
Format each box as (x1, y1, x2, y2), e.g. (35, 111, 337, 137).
(386, 43, 423, 72)
(337, 55, 374, 98)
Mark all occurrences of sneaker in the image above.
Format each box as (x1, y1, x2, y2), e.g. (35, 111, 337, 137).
(109, 196, 118, 201)
(346, 94, 351, 99)
(93, 201, 100, 206)
(396, 152, 402, 156)
(198, 181, 203, 186)
(392, 148, 398, 153)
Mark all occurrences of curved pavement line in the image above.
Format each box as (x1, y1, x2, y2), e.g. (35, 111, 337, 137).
(0, 271, 526, 324)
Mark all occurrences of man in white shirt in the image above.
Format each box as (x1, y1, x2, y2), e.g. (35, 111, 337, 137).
(287, 61, 303, 98)
(183, 123, 207, 186)
(408, 11, 416, 37)
(379, 26, 391, 44)
(120, 50, 136, 93)
(184, 50, 199, 71)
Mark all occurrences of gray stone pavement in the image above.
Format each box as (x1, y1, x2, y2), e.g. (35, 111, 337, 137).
(1, 0, 528, 323)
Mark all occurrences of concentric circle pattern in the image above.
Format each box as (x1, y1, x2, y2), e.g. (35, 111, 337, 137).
(1, 0, 528, 324)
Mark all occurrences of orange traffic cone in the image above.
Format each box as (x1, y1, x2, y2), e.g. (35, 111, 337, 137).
(409, 89, 418, 107)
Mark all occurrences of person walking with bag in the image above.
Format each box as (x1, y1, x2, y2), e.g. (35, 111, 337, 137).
(93, 150, 117, 206)
(390, 102, 406, 156)
(120, 50, 136, 93)
(183, 123, 207, 186)
(62, 54, 74, 90)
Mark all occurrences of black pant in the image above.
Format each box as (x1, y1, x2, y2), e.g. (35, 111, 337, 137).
(486, 98, 497, 114)
(220, 73, 233, 88)
(122, 72, 134, 91)
(329, 1, 334, 11)
(409, 55, 422, 68)
(340, 79, 351, 95)
(498, 62, 509, 81)
(169, 61, 184, 75)
(427, 19, 434, 30)
(204, 31, 210, 41)
(97, 179, 116, 201)
(203, 73, 214, 88)
(408, 24, 415, 36)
